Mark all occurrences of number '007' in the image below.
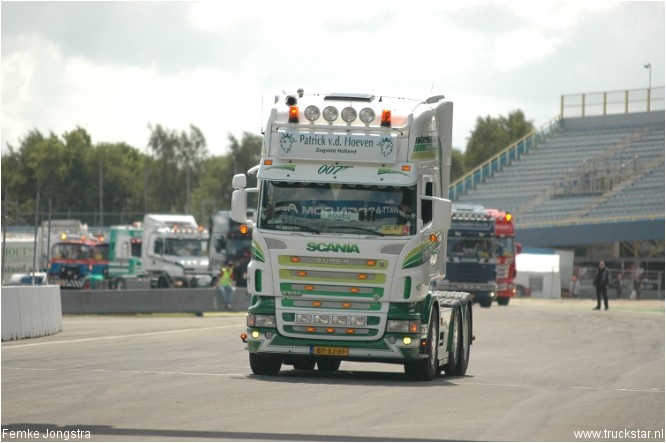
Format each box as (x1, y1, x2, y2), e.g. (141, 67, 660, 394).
(318, 165, 345, 175)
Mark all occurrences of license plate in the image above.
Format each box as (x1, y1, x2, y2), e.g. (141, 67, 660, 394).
(311, 346, 349, 357)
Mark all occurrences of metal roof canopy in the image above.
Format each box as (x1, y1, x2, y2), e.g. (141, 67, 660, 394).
(516, 219, 665, 248)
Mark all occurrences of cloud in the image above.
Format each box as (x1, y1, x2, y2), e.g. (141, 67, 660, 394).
(1, 0, 663, 156)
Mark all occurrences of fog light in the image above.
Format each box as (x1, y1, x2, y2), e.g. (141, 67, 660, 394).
(403, 337, 412, 345)
(251, 330, 260, 339)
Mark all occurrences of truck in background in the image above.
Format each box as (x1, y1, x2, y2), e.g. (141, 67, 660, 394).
(209, 210, 254, 287)
(36, 220, 88, 271)
(141, 214, 214, 288)
(231, 90, 473, 381)
(435, 204, 519, 307)
(486, 208, 521, 305)
(47, 236, 109, 289)
(106, 223, 144, 289)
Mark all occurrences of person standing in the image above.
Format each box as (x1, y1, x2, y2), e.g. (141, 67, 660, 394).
(593, 260, 610, 311)
(615, 272, 623, 299)
(217, 261, 236, 310)
(569, 275, 580, 299)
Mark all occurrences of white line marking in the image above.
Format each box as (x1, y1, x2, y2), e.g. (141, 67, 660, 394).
(1, 324, 244, 349)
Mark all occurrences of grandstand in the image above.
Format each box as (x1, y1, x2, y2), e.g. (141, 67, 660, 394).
(449, 88, 664, 273)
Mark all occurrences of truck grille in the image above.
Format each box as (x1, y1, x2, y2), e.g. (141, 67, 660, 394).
(276, 254, 389, 340)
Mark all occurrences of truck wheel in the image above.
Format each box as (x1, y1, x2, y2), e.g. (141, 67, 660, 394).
(249, 353, 282, 376)
(443, 308, 461, 375)
(317, 359, 341, 372)
(479, 298, 492, 308)
(405, 309, 438, 381)
(454, 304, 471, 376)
(497, 297, 510, 306)
(157, 277, 169, 288)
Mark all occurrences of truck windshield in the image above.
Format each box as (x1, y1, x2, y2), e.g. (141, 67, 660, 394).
(448, 237, 493, 259)
(258, 181, 417, 236)
(165, 239, 208, 257)
(494, 237, 514, 258)
(51, 243, 92, 260)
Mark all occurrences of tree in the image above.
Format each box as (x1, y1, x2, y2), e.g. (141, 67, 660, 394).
(450, 148, 465, 183)
(191, 132, 262, 222)
(146, 123, 209, 213)
(464, 110, 534, 171)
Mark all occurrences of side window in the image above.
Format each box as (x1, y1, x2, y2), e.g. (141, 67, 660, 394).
(421, 179, 434, 224)
(154, 238, 163, 254)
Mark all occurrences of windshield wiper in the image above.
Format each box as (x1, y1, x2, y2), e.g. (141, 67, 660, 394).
(323, 225, 385, 236)
(265, 222, 320, 234)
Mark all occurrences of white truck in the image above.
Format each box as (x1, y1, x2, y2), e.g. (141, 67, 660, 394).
(231, 90, 473, 380)
(106, 223, 144, 289)
(141, 214, 214, 288)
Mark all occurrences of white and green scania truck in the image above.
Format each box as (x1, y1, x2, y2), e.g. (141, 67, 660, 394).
(231, 90, 473, 381)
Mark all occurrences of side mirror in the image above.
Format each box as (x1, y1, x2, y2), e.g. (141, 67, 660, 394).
(231, 189, 255, 227)
(515, 242, 523, 255)
(430, 197, 452, 232)
(232, 174, 247, 189)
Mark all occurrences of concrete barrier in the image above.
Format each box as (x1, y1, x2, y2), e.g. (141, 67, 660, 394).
(60, 287, 252, 315)
(1, 285, 63, 341)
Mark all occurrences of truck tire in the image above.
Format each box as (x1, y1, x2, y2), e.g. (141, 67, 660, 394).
(497, 297, 510, 306)
(404, 309, 439, 381)
(443, 307, 461, 375)
(317, 359, 341, 372)
(157, 277, 169, 288)
(454, 304, 471, 376)
(249, 353, 282, 376)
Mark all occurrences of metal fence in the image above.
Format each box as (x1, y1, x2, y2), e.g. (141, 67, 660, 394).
(561, 87, 665, 118)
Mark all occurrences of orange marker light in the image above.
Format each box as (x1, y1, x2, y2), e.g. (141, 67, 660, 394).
(401, 165, 411, 172)
(290, 256, 301, 263)
(366, 260, 377, 267)
(312, 301, 322, 307)
(306, 327, 316, 333)
(305, 285, 315, 291)
(297, 271, 307, 277)
(429, 233, 438, 243)
(381, 110, 391, 127)
(239, 224, 249, 234)
(263, 159, 273, 166)
(289, 106, 299, 123)
(342, 302, 352, 309)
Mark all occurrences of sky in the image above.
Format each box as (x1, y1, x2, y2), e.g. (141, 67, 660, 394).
(1, 1, 664, 157)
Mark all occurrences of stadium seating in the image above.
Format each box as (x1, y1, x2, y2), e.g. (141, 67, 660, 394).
(452, 112, 665, 228)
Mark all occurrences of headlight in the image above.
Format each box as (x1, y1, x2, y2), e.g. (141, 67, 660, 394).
(387, 320, 420, 333)
(349, 315, 367, 326)
(341, 107, 357, 123)
(313, 314, 330, 324)
(322, 106, 338, 122)
(247, 314, 276, 328)
(359, 107, 375, 124)
(295, 313, 312, 324)
(304, 105, 320, 122)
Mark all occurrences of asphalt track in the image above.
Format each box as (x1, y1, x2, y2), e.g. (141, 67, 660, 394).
(2, 298, 664, 442)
